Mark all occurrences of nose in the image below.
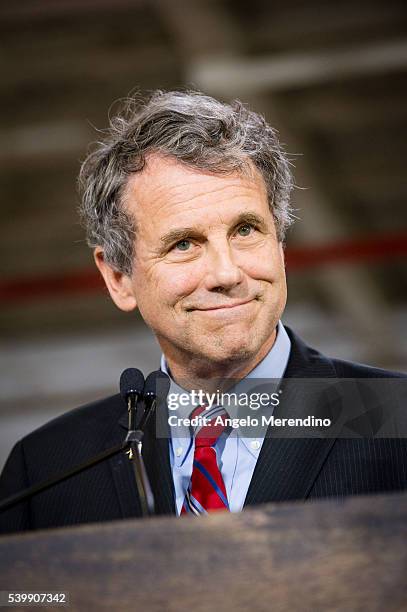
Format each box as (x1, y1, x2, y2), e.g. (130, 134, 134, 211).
(203, 240, 244, 292)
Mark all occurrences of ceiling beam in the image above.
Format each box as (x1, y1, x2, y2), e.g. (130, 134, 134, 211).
(189, 39, 407, 95)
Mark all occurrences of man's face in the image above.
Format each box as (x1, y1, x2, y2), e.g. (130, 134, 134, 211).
(122, 155, 287, 370)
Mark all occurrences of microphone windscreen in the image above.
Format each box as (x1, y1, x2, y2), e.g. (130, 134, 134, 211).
(120, 368, 145, 400)
(144, 370, 171, 400)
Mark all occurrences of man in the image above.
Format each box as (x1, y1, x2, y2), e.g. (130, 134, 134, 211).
(1, 90, 406, 533)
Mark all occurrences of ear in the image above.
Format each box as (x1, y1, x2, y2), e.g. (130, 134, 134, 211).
(94, 247, 137, 312)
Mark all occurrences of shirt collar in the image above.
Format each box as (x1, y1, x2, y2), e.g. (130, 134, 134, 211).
(241, 320, 291, 381)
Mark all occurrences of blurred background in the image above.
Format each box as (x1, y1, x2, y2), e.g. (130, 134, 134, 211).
(1, 0, 407, 470)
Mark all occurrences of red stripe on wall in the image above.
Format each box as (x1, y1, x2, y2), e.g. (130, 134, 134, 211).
(0, 270, 105, 302)
(285, 232, 407, 269)
(1, 232, 406, 304)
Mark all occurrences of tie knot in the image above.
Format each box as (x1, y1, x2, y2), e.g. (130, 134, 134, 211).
(191, 404, 229, 448)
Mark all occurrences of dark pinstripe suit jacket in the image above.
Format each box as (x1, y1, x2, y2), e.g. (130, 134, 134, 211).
(1, 328, 406, 534)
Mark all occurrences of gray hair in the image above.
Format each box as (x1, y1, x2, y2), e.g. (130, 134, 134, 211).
(78, 90, 295, 275)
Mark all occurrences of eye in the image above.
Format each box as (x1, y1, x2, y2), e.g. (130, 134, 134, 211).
(237, 223, 254, 237)
(174, 239, 191, 251)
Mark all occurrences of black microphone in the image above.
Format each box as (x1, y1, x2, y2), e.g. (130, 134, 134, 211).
(120, 368, 144, 433)
(145, 370, 171, 400)
(120, 367, 145, 400)
(138, 370, 171, 431)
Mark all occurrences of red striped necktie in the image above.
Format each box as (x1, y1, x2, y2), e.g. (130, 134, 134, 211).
(181, 404, 230, 515)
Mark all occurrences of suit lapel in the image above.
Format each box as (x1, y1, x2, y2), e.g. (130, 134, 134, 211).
(244, 437, 336, 505)
(244, 327, 339, 507)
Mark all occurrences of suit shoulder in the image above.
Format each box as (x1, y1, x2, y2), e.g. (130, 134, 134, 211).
(284, 326, 406, 379)
(330, 357, 406, 379)
(21, 393, 124, 447)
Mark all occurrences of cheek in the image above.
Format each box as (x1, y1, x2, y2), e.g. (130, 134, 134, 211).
(138, 263, 201, 307)
(240, 248, 285, 282)
(165, 264, 202, 302)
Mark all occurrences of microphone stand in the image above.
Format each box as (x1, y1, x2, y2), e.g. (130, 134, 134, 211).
(124, 393, 156, 517)
(0, 443, 125, 514)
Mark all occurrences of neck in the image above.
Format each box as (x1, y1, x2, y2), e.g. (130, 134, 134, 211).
(164, 328, 277, 394)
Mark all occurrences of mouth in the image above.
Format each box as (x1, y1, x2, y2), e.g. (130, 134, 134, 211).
(190, 298, 256, 312)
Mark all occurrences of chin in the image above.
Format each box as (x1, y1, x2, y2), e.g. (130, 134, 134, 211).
(205, 342, 256, 365)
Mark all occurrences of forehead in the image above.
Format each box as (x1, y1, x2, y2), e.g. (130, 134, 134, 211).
(123, 154, 270, 229)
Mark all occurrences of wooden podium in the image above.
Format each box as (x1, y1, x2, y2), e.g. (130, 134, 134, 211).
(0, 492, 406, 611)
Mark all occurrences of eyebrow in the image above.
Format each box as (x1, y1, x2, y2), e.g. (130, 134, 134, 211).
(159, 211, 268, 251)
